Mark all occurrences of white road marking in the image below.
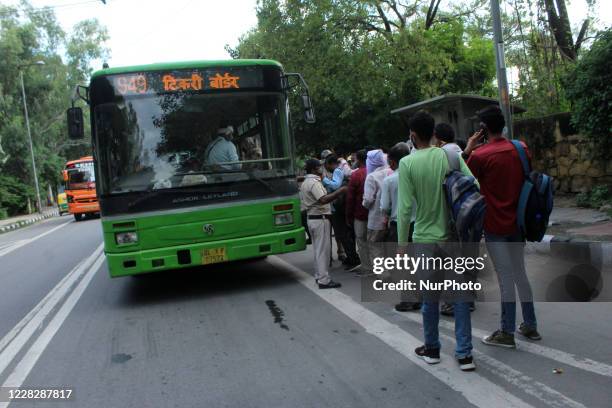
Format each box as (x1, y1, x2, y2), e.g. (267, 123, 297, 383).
(412, 316, 587, 408)
(0, 244, 103, 377)
(0, 220, 72, 258)
(393, 309, 612, 378)
(270, 256, 533, 408)
(0, 241, 23, 251)
(0, 253, 104, 408)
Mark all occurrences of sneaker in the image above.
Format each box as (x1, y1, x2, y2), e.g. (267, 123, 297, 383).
(414, 345, 440, 364)
(394, 302, 420, 312)
(482, 330, 516, 348)
(318, 280, 342, 289)
(355, 267, 374, 277)
(457, 356, 476, 371)
(344, 262, 362, 272)
(338, 254, 348, 263)
(440, 302, 454, 316)
(518, 323, 542, 340)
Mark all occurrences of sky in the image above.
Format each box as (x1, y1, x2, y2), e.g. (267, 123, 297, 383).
(4, 0, 612, 69)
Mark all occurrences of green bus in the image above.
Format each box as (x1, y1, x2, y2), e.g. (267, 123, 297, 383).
(67, 60, 315, 277)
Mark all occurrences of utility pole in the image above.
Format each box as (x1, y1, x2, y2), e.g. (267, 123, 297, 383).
(490, 0, 514, 139)
(19, 64, 44, 214)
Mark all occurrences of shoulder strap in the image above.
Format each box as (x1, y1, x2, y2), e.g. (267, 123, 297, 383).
(204, 137, 223, 161)
(443, 147, 460, 173)
(510, 140, 530, 178)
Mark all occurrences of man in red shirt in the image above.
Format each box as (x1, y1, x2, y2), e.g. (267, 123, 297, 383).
(464, 106, 541, 348)
(346, 149, 369, 273)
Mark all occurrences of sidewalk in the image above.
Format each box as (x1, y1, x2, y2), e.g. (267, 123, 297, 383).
(0, 207, 59, 234)
(547, 196, 612, 241)
(529, 196, 612, 267)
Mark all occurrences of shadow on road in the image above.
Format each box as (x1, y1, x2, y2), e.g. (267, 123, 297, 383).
(115, 258, 298, 307)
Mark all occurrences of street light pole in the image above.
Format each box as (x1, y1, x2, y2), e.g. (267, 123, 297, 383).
(19, 63, 44, 214)
(490, 0, 514, 139)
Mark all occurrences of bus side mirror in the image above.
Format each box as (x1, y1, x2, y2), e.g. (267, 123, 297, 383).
(67, 107, 84, 139)
(62, 170, 68, 182)
(302, 95, 315, 124)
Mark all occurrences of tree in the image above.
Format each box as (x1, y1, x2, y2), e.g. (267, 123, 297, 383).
(229, 0, 495, 155)
(0, 1, 109, 217)
(542, 0, 589, 61)
(564, 30, 612, 159)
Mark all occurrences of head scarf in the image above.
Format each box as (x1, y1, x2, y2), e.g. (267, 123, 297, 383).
(366, 149, 387, 174)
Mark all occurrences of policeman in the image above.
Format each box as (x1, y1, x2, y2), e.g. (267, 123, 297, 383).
(300, 159, 346, 289)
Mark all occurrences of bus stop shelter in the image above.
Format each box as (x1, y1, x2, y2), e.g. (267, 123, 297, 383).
(391, 94, 526, 142)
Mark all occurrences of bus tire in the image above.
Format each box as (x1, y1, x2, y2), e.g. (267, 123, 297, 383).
(74, 214, 82, 221)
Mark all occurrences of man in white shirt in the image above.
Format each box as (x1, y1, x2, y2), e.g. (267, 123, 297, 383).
(381, 142, 420, 312)
(362, 149, 390, 269)
(380, 143, 411, 243)
(205, 126, 242, 170)
(434, 123, 462, 155)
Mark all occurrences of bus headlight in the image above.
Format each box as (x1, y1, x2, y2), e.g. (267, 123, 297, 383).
(274, 212, 293, 226)
(115, 231, 138, 245)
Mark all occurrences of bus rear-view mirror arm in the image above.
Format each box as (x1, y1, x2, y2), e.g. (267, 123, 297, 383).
(284, 73, 316, 124)
(66, 107, 84, 140)
(66, 84, 89, 140)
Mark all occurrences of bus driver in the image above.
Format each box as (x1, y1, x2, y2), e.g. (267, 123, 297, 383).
(204, 126, 242, 171)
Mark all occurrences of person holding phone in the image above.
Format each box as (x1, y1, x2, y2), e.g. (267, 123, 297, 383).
(464, 106, 541, 348)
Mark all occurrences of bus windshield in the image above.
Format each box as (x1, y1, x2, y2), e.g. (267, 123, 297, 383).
(94, 92, 293, 195)
(66, 163, 96, 190)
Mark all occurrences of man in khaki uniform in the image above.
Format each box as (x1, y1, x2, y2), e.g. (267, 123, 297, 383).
(300, 159, 346, 289)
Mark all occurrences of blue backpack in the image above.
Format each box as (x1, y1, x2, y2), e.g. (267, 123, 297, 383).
(443, 149, 486, 242)
(511, 140, 554, 242)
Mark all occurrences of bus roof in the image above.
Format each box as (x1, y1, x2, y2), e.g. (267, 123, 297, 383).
(91, 59, 283, 80)
(65, 156, 93, 167)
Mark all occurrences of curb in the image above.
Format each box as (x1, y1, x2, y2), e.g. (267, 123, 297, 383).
(528, 234, 612, 267)
(0, 209, 59, 234)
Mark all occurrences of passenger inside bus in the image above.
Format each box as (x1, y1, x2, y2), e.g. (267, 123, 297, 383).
(203, 126, 241, 171)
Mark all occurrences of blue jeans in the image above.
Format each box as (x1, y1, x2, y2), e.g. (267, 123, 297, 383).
(423, 302, 472, 358)
(485, 232, 537, 333)
(415, 243, 472, 358)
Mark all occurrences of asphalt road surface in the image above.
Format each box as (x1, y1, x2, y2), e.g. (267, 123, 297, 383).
(0, 215, 610, 408)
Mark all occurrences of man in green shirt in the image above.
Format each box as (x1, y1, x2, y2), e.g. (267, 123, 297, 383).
(396, 110, 476, 371)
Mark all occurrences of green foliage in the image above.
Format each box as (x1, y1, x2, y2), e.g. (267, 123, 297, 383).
(575, 191, 591, 207)
(229, 0, 496, 156)
(590, 185, 610, 208)
(0, 174, 34, 216)
(564, 30, 612, 160)
(0, 1, 108, 216)
(576, 185, 610, 209)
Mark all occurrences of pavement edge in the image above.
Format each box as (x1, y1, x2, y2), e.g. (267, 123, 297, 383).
(0, 209, 60, 235)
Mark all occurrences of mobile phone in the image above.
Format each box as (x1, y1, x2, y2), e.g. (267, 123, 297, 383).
(479, 124, 488, 142)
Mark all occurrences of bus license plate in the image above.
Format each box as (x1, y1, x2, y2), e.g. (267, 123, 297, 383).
(202, 247, 227, 265)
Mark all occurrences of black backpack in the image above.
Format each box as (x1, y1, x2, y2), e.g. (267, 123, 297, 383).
(442, 149, 486, 243)
(511, 140, 554, 242)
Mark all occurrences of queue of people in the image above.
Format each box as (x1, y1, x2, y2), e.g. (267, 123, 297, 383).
(299, 105, 542, 372)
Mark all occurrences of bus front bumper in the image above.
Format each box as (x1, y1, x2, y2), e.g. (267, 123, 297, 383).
(105, 227, 306, 277)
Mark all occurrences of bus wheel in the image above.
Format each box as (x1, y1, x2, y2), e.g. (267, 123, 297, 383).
(74, 214, 82, 221)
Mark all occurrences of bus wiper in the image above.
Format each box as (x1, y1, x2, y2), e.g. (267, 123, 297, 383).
(126, 187, 218, 210)
(247, 172, 277, 194)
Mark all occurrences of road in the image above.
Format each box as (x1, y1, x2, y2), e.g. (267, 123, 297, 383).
(0, 215, 610, 408)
